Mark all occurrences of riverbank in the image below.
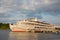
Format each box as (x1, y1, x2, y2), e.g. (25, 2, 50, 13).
(0, 23, 10, 30)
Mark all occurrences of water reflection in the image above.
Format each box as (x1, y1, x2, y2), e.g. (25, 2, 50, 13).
(0, 30, 60, 40)
(8, 32, 39, 40)
(8, 32, 60, 40)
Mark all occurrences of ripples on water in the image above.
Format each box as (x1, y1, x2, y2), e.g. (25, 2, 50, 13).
(0, 30, 60, 40)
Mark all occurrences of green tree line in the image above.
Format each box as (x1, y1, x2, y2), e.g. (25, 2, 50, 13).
(0, 23, 10, 30)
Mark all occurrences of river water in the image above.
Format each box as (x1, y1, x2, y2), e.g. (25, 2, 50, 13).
(0, 30, 60, 40)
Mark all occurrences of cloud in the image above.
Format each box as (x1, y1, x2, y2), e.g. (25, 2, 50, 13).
(0, 0, 11, 13)
(41, 12, 60, 26)
(0, 0, 60, 26)
(0, 0, 60, 13)
(19, 0, 52, 10)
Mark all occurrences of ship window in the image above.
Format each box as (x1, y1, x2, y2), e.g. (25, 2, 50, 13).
(11, 24, 13, 25)
(35, 27, 39, 28)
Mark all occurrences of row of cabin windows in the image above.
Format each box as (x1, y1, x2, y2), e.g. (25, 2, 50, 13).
(35, 27, 54, 29)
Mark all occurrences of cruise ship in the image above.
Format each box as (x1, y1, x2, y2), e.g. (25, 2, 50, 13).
(9, 18, 57, 32)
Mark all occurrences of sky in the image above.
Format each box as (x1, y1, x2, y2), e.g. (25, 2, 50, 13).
(0, 0, 60, 26)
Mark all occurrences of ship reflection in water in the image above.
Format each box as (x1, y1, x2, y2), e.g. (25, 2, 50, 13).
(8, 32, 60, 40)
(8, 32, 38, 40)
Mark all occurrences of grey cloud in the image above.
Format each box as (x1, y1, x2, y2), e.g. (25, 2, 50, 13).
(26, 12, 42, 19)
(38, 0, 60, 16)
(0, 0, 60, 13)
(0, 0, 60, 24)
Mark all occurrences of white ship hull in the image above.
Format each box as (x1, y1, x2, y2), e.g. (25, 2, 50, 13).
(9, 24, 27, 32)
(9, 22, 35, 32)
